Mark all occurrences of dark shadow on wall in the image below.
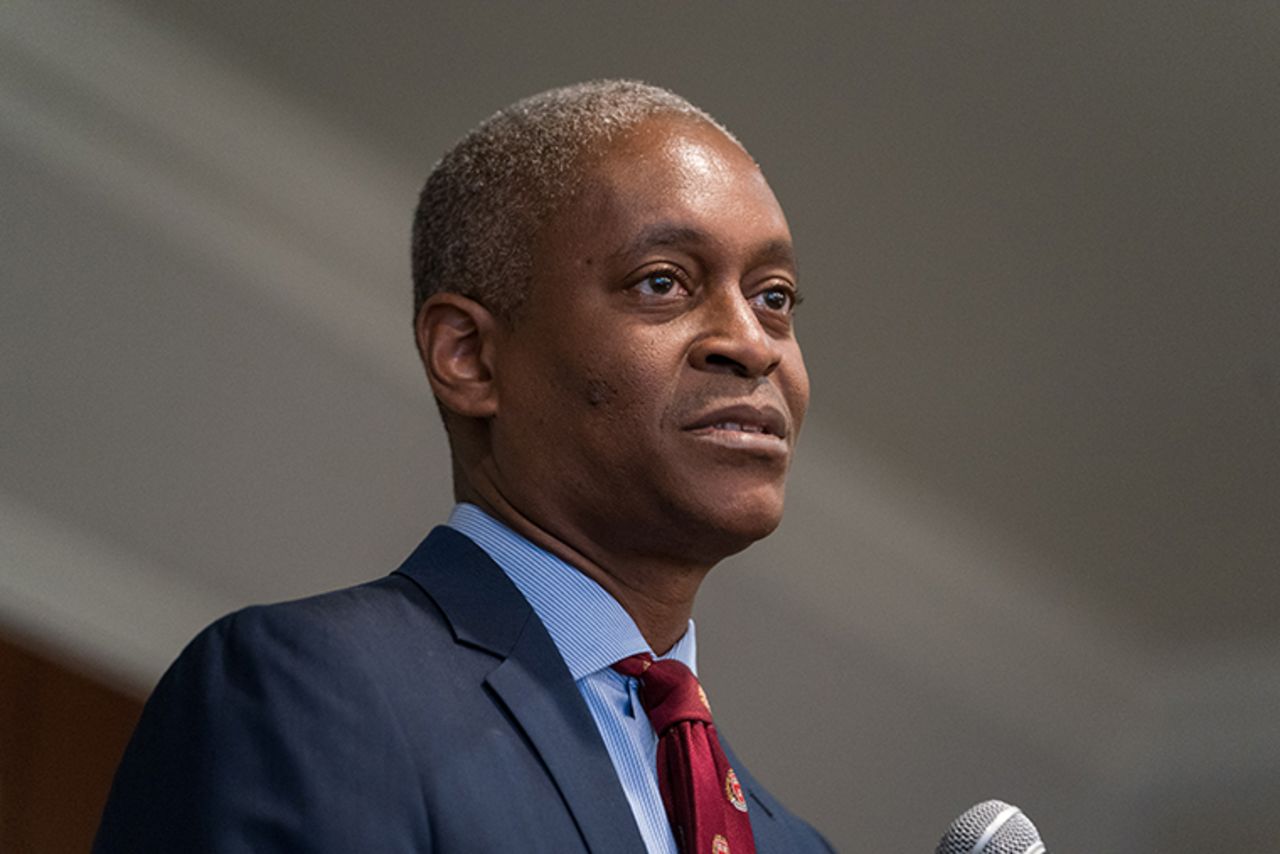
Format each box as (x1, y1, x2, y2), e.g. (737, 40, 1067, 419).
(0, 632, 144, 853)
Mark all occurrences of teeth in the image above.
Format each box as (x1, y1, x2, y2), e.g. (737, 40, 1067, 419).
(712, 422, 766, 434)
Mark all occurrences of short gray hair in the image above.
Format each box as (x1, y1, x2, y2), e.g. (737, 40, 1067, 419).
(411, 80, 735, 319)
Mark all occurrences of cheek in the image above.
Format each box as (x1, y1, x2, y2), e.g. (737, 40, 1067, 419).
(583, 378, 620, 407)
(571, 338, 673, 413)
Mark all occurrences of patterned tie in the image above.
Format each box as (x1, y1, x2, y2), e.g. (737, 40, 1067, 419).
(614, 654, 756, 854)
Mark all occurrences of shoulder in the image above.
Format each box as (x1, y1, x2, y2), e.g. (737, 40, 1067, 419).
(205, 572, 440, 659)
(95, 574, 455, 852)
(179, 523, 501, 682)
(155, 573, 431, 702)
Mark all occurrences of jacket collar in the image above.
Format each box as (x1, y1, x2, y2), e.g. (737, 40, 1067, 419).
(395, 526, 531, 655)
(394, 526, 647, 854)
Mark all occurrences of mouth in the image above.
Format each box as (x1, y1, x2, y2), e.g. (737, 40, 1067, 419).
(682, 404, 790, 452)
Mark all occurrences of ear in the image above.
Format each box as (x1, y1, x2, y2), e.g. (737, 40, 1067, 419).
(415, 293, 500, 419)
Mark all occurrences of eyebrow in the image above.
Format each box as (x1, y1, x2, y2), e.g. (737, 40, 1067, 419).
(612, 223, 707, 260)
(746, 237, 798, 271)
(612, 222, 797, 271)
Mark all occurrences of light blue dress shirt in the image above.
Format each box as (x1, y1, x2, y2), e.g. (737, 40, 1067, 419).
(448, 503, 694, 854)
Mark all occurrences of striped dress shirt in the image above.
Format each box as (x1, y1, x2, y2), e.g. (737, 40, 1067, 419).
(448, 503, 693, 854)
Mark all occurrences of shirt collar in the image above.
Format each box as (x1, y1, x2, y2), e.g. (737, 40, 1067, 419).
(447, 503, 697, 681)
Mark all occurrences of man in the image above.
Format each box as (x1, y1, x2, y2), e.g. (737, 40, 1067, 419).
(95, 80, 831, 853)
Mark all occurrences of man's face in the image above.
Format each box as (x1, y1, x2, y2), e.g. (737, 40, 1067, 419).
(488, 116, 809, 565)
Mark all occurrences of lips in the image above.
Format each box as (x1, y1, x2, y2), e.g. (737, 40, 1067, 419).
(683, 403, 789, 440)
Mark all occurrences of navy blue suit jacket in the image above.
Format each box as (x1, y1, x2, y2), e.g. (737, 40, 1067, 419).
(95, 527, 833, 852)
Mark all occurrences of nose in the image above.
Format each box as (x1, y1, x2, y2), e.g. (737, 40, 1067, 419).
(688, 289, 784, 379)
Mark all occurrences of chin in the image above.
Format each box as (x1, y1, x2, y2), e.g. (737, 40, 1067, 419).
(683, 486, 787, 560)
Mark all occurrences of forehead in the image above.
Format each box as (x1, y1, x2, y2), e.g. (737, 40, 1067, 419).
(544, 117, 792, 261)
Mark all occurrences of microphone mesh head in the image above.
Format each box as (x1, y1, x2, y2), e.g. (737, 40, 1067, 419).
(936, 799, 1045, 854)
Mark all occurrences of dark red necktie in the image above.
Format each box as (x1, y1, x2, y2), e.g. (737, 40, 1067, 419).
(614, 654, 756, 854)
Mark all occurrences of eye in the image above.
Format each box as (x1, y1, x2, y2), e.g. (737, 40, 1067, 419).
(751, 283, 800, 314)
(632, 268, 689, 299)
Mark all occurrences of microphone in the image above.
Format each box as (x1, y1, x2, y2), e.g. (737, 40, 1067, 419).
(935, 800, 1046, 854)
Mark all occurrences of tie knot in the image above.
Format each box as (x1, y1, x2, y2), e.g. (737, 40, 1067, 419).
(613, 654, 714, 733)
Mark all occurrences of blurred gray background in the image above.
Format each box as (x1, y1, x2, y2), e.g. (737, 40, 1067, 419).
(3, 1, 1278, 851)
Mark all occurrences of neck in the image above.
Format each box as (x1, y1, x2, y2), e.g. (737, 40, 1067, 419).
(460, 484, 708, 656)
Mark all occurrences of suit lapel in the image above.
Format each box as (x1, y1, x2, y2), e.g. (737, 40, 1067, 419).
(486, 623, 647, 853)
(396, 527, 647, 854)
(720, 738, 798, 853)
